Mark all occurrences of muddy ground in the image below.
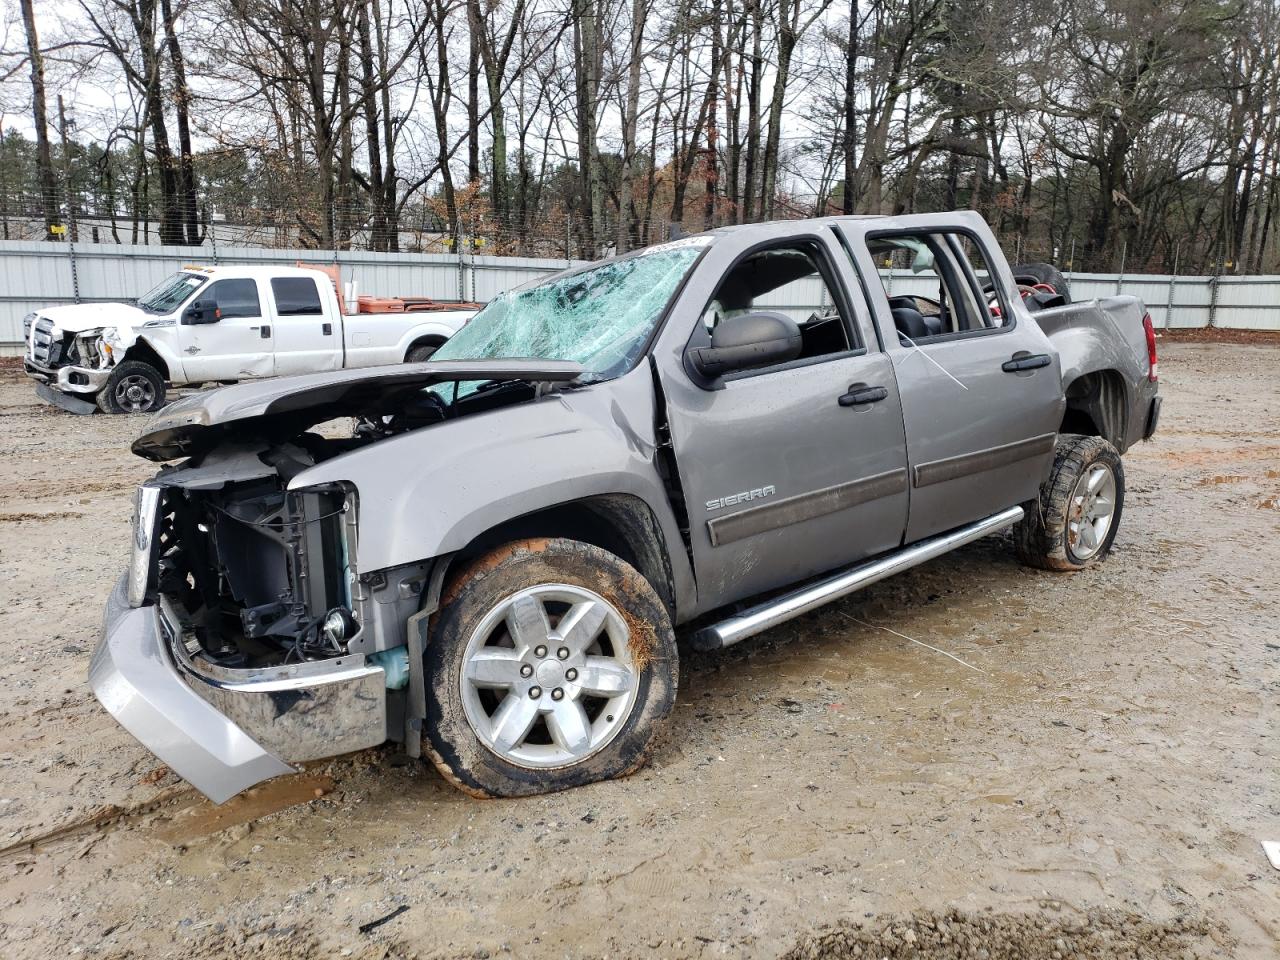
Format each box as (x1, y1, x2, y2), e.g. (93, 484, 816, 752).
(0, 342, 1275, 959)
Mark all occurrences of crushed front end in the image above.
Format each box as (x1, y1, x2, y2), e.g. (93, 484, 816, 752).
(23, 313, 115, 413)
(91, 359, 585, 802)
(92, 456, 389, 803)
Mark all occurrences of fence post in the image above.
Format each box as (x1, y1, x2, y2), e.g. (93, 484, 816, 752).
(331, 200, 339, 265)
(457, 233, 466, 301)
(1164, 244, 1178, 330)
(66, 203, 81, 304)
(1207, 258, 1222, 328)
(1115, 241, 1126, 296)
(1066, 238, 1075, 285)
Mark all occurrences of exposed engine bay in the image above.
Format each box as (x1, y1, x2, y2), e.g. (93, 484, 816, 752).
(155, 471, 358, 668)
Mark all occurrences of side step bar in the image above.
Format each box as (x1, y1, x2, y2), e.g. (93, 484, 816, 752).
(692, 505, 1025, 651)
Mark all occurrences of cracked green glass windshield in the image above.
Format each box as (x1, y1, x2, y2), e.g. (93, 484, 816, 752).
(430, 239, 708, 384)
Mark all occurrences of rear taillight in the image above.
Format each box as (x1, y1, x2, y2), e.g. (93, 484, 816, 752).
(1142, 312, 1158, 382)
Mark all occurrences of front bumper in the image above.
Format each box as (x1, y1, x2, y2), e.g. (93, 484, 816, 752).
(91, 577, 386, 803)
(24, 358, 111, 393)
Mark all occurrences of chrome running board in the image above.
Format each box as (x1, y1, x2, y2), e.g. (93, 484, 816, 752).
(692, 505, 1025, 651)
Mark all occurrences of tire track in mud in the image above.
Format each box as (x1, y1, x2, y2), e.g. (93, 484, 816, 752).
(0, 773, 337, 863)
(0, 784, 196, 862)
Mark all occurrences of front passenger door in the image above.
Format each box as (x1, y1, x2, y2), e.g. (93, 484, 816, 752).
(179, 278, 274, 381)
(658, 233, 911, 614)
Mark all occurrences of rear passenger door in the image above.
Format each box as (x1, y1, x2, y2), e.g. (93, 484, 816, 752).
(840, 222, 1064, 543)
(269, 276, 342, 376)
(178, 277, 273, 381)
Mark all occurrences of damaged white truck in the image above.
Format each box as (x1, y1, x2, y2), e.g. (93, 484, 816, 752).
(92, 213, 1161, 803)
(23, 264, 475, 414)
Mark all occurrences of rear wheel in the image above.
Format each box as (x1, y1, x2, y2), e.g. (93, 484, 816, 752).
(405, 339, 444, 363)
(423, 538, 677, 798)
(96, 361, 166, 414)
(1015, 435, 1124, 571)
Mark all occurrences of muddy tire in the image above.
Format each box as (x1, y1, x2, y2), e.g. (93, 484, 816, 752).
(96, 361, 166, 414)
(423, 538, 678, 798)
(1015, 435, 1124, 571)
(405, 340, 443, 363)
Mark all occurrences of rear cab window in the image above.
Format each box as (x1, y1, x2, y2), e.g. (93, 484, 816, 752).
(864, 232, 1009, 346)
(271, 277, 324, 316)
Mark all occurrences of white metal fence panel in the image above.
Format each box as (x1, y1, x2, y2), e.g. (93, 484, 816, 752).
(0, 240, 585, 350)
(4, 241, 1280, 352)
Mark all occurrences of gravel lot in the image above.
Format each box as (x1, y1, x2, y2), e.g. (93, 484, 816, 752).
(0, 342, 1275, 959)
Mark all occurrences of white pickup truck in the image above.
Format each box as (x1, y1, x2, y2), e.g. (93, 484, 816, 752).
(23, 264, 477, 414)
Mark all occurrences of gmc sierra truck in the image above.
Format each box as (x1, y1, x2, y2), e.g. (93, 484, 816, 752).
(91, 212, 1160, 802)
(23, 264, 476, 414)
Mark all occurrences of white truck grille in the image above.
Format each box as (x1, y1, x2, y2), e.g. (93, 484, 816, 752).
(25, 315, 55, 365)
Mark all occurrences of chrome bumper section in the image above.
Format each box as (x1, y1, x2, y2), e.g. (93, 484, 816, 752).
(25, 359, 111, 393)
(91, 577, 386, 803)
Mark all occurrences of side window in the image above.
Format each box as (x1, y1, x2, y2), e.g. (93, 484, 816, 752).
(271, 277, 324, 316)
(701, 243, 857, 368)
(206, 279, 261, 319)
(865, 232, 1008, 345)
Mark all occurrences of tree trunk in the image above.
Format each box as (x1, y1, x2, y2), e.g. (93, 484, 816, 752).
(616, 0, 647, 252)
(841, 0, 858, 215)
(19, 0, 60, 240)
(741, 0, 763, 222)
(160, 0, 199, 244)
(356, 0, 387, 250)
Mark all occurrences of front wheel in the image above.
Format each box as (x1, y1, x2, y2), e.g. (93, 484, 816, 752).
(96, 361, 166, 414)
(1014, 435, 1124, 571)
(423, 538, 678, 798)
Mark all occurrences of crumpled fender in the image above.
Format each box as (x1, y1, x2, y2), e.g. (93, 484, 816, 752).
(102, 323, 139, 363)
(1034, 296, 1154, 450)
(287, 364, 696, 614)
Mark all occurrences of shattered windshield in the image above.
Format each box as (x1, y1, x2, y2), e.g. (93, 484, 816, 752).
(430, 238, 708, 383)
(137, 272, 207, 314)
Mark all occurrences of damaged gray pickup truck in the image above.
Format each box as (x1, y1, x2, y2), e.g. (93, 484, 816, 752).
(92, 212, 1161, 802)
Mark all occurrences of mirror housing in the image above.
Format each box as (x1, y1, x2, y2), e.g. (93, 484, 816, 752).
(691, 311, 802, 378)
(182, 298, 220, 325)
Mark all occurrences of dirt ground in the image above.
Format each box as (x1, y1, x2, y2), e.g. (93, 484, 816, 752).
(0, 342, 1276, 959)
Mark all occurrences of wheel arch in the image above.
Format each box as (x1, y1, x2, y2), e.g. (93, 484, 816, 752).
(433, 494, 676, 618)
(122, 337, 171, 381)
(1061, 368, 1129, 451)
(403, 332, 448, 361)
(395, 320, 459, 359)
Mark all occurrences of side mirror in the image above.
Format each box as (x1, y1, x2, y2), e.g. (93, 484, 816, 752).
(691, 311, 802, 377)
(182, 298, 220, 325)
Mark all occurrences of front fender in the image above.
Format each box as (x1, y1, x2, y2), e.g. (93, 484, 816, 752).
(131, 329, 187, 382)
(288, 365, 696, 615)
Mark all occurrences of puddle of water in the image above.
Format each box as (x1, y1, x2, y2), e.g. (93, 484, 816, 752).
(152, 773, 334, 844)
